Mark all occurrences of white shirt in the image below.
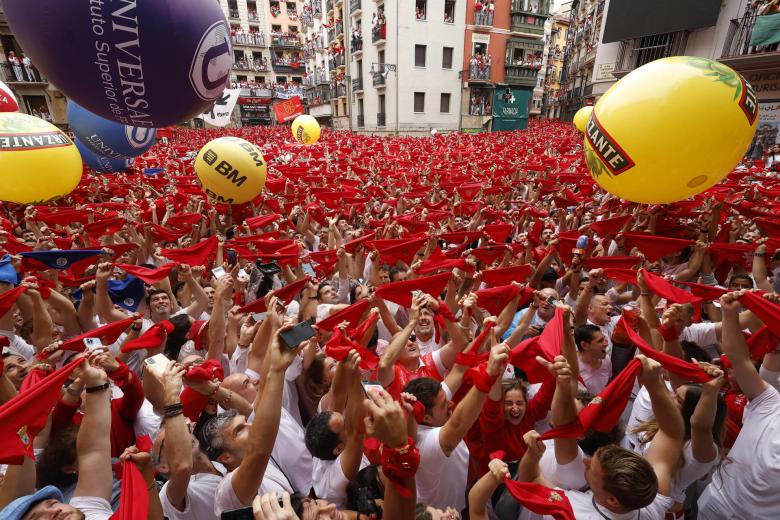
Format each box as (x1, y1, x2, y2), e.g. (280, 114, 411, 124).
(565, 489, 673, 519)
(214, 459, 294, 517)
(578, 355, 612, 395)
(312, 454, 370, 507)
(416, 333, 442, 356)
(69, 496, 113, 520)
(698, 385, 780, 519)
(160, 473, 223, 520)
(273, 406, 312, 494)
(415, 425, 469, 512)
(0, 330, 35, 360)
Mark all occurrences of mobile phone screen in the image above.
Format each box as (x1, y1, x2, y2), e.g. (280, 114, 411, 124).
(280, 320, 316, 349)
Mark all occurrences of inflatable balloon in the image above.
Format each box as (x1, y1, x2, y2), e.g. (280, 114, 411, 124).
(572, 106, 592, 133)
(75, 138, 133, 173)
(292, 115, 321, 145)
(195, 137, 267, 204)
(0, 81, 18, 112)
(0, 113, 82, 203)
(583, 57, 757, 204)
(68, 100, 156, 159)
(3, 0, 232, 127)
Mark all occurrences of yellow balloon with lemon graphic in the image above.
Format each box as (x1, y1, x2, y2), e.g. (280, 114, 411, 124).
(0, 112, 82, 203)
(291, 115, 321, 145)
(582, 57, 757, 204)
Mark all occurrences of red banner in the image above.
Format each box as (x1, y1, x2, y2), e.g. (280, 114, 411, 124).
(272, 96, 305, 123)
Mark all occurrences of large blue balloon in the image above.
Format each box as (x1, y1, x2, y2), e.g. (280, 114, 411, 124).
(75, 138, 133, 174)
(68, 100, 156, 159)
(3, 0, 232, 127)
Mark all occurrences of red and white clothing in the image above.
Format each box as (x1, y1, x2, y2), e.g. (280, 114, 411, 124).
(383, 350, 445, 398)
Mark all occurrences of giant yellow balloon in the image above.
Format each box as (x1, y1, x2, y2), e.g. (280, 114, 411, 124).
(195, 137, 267, 204)
(292, 115, 321, 145)
(573, 106, 592, 133)
(0, 112, 82, 203)
(583, 57, 757, 204)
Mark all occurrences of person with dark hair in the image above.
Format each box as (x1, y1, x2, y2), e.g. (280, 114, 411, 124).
(574, 323, 611, 394)
(305, 351, 366, 506)
(403, 342, 509, 512)
(520, 356, 685, 518)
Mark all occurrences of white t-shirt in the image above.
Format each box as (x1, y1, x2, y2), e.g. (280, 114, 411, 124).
(415, 425, 469, 512)
(273, 406, 312, 494)
(160, 473, 223, 520)
(70, 496, 113, 520)
(214, 459, 294, 517)
(698, 385, 780, 519)
(311, 454, 370, 507)
(416, 333, 442, 357)
(578, 355, 612, 395)
(679, 322, 717, 349)
(0, 331, 35, 360)
(565, 489, 673, 520)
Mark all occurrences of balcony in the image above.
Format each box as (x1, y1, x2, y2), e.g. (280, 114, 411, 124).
(357, 114, 365, 127)
(328, 53, 345, 69)
(350, 0, 362, 15)
(372, 71, 386, 87)
(302, 13, 314, 27)
(233, 60, 270, 73)
(327, 27, 335, 42)
(511, 0, 551, 17)
(468, 63, 491, 82)
(232, 33, 266, 47)
(352, 77, 364, 91)
(247, 11, 260, 21)
(511, 12, 546, 36)
(336, 21, 344, 37)
(352, 37, 364, 54)
(313, 1, 322, 15)
(372, 23, 386, 44)
(474, 10, 493, 28)
(504, 64, 540, 87)
(271, 59, 305, 73)
(0, 62, 46, 84)
(613, 31, 687, 78)
(721, 11, 780, 71)
(229, 8, 240, 19)
(327, 0, 334, 13)
(271, 34, 302, 48)
(583, 82, 593, 97)
(333, 82, 347, 97)
(377, 112, 386, 126)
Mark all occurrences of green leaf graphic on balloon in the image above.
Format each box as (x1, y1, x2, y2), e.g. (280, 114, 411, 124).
(584, 144, 606, 179)
(682, 56, 742, 101)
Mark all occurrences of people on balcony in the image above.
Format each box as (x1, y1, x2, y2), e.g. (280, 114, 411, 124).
(271, 31, 302, 46)
(469, 53, 491, 80)
(371, 11, 386, 40)
(6, 51, 25, 82)
(351, 28, 363, 51)
(469, 91, 492, 116)
(416, 6, 426, 20)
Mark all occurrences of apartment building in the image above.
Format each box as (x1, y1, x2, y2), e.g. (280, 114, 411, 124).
(461, 0, 551, 132)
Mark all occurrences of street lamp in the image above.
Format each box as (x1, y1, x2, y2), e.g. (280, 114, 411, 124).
(370, 62, 398, 135)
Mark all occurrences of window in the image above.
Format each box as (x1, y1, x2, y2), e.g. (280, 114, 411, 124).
(379, 50, 385, 65)
(415, 45, 426, 67)
(444, 0, 455, 23)
(379, 94, 386, 114)
(440, 93, 450, 113)
(473, 42, 487, 56)
(414, 92, 425, 113)
(442, 47, 453, 69)
(272, 25, 282, 32)
(415, 0, 426, 20)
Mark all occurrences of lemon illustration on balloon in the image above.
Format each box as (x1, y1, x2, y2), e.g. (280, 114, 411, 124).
(581, 56, 757, 204)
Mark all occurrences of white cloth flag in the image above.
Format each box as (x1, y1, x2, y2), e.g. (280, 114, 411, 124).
(200, 88, 240, 127)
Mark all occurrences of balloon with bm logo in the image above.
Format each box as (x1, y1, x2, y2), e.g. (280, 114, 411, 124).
(3, 0, 232, 127)
(195, 137, 267, 204)
(292, 115, 321, 145)
(582, 57, 757, 204)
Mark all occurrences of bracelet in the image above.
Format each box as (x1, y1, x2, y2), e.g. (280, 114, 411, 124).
(66, 385, 83, 397)
(755, 252, 766, 257)
(163, 403, 184, 418)
(85, 382, 110, 394)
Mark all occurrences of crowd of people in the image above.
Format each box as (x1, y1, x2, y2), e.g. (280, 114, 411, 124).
(469, 53, 493, 81)
(0, 121, 780, 520)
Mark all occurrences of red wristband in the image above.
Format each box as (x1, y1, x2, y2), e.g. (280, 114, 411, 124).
(108, 359, 131, 384)
(658, 322, 680, 342)
(467, 361, 499, 393)
(380, 437, 420, 497)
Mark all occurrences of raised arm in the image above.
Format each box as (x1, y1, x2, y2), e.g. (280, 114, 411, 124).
(73, 356, 113, 502)
(439, 343, 509, 455)
(159, 361, 191, 512)
(377, 295, 423, 387)
(689, 362, 724, 464)
(718, 291, 769, 400)
(641, 356, 685, 498)
(180, 265, 209, 319)
(95, 262, 130, 323)
(230, 326, 303, 506)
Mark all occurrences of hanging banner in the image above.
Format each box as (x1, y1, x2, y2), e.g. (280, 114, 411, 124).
(200, 88, 240, 127)
(273, 96, 305, 123)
